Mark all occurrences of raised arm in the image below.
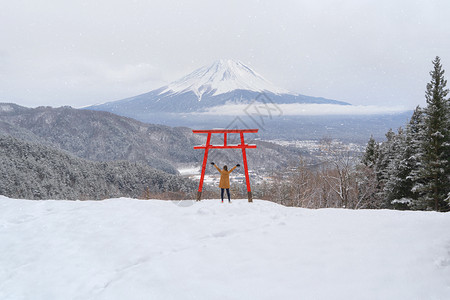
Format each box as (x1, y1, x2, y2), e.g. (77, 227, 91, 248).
(229, 166, 237, 173)
(213, 164, 221, 173)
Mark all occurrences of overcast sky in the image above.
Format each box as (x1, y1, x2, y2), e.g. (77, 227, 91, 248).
(1, 0, 449, 109)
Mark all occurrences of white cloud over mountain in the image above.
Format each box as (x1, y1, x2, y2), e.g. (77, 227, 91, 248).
(196, 103, 409, 116)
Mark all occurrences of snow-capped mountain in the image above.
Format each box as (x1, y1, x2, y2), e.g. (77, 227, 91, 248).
(87, 59, 349, 120)
(161, 59, 290, 100)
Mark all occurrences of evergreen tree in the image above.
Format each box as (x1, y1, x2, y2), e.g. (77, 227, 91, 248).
(361, 135, 378, 167)
(384, 128, 407, 205)
(413, 56, 450, 211)
(375, 129, 396, 185)
(362, 129, 396, 208)
(383, 107, 428, 209)
(357, 136, 384, 209)
(403, 107, 426, 208)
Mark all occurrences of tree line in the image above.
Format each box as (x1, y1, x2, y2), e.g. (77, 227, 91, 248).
(0, 135, 196, 200)
(255, 57, 450, 212)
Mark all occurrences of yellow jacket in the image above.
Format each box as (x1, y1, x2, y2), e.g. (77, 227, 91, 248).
(214, 165, 237, 189)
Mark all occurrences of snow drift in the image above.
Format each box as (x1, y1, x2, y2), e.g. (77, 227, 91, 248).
(0, 196, 449, 299)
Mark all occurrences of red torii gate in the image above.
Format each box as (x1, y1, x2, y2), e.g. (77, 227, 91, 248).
(193, 129, 258, 202)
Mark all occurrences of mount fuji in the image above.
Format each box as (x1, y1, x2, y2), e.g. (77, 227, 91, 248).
(87, 59, 350, 120)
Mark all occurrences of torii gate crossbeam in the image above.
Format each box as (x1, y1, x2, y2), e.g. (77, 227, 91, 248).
(193, 129, 258, 202)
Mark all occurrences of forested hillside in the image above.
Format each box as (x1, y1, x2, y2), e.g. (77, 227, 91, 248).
(259, 57, 450, 212)
(360, 57, 450, 211)
(0, 104, 302, 173)
(0, 135, 195, 200)
(0, 104, 201, 174)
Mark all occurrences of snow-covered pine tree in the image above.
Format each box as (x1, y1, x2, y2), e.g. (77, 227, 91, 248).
(356, 136, 384, 208)
(361, 135, 378, 167)
(375, 129, 396, 207)
(413, 56, 450, 211)
(403, 106, 426, 209)
(384, 128, 409, 208)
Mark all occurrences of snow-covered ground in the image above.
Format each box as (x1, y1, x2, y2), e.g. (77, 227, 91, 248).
(1, 196, 449, 300)
(177, 166, 200, 176)
(265, 139, 365, 156)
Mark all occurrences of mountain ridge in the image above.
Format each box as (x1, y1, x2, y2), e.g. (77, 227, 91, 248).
(86, 59, 350, 118)
(0, 103, 200, 174)
(0, 103, 302, 173)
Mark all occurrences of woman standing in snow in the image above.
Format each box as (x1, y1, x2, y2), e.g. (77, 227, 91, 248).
(211, 162, 240, 203)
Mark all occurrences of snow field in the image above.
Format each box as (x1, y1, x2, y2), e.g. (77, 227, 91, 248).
(0, 196, 449, 299)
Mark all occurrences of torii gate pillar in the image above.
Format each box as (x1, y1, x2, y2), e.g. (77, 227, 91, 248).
(193, 129, 258, 202)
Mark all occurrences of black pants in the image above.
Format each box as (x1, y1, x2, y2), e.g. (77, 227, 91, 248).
(221, 188, 230, 202)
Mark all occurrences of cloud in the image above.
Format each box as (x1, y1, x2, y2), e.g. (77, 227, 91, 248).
(0, 54, 166, 107)
(1, 0, 449, 108)
(194, 102, 410, 116)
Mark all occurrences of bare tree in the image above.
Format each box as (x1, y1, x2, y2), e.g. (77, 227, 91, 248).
(318, 139, 356, 208)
